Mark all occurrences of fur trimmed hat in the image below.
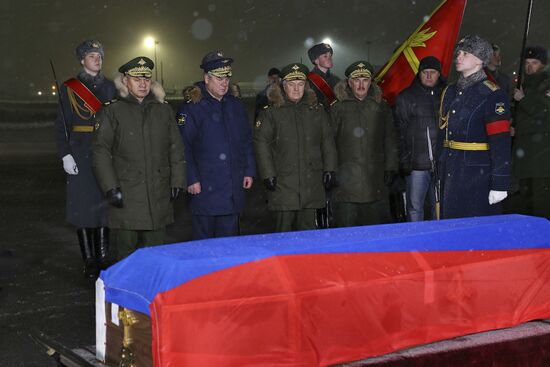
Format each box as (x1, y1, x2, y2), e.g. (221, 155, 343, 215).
(456, 35, 493, 66)
(307, 43, 333, 64)
(76, 40, 104, 61)
(524, 46, 547, 65)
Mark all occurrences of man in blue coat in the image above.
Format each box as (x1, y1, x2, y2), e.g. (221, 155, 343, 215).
(438, 35, 511, 219)
(177, 51, 256, 239)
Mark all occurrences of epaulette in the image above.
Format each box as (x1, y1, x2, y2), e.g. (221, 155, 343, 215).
(483, 80, 500, 91)
(103, 98, 118, 106)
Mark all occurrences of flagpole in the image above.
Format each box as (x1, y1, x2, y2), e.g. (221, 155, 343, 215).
(516, 0, 534, 89)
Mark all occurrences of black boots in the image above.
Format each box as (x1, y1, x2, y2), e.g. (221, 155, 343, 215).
(95, 227, 112, 270)
(76, 227, 112, 278)
(76, 228, 98, 278)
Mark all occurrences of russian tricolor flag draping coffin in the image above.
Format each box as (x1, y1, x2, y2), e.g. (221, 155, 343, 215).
(97, 215, 550, 366)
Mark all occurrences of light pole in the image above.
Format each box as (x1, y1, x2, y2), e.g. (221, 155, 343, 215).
(144, 36, 159, 81)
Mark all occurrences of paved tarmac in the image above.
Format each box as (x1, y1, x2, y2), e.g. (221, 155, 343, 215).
(0, 103, 272, 366)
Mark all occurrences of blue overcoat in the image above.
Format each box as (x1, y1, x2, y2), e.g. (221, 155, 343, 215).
(54, 72, 116, 227)
(176, 82, 256, 215)
(438, 78, 511, 219)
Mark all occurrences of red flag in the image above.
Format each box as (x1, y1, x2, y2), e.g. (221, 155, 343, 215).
(375, 0, 467, 105)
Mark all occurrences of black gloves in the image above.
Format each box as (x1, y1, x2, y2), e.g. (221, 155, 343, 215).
(323, 171, 336, 190)
(171, 187, 183, 201)
(263, 177, 277, 191)
(106, 188, 123, 208)
(384, 170, 398, 187)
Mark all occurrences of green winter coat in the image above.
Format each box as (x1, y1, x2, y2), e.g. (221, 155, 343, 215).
(330, 81, 398, 203)
(254, 85, 337, 211)
(513, 67, 550, 179)
(92, 77, 186, 230)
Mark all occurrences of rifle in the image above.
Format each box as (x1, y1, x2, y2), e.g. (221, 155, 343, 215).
(316, 190, 332, 229)
(50, 59, 70, 142)
(426, 126, 441, 220)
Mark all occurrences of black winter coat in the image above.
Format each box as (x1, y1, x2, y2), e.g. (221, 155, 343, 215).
(394, 77, 444, 171)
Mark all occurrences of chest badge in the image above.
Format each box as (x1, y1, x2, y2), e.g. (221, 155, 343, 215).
(94, 120, 100, 131)
(177, 113, 186, 126)
(255, 120, 262, 128)
(495, 102, 506, 115)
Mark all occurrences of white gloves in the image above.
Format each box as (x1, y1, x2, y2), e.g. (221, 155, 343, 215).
(488, 190, 507, 205)
(62, 154, 79, 175)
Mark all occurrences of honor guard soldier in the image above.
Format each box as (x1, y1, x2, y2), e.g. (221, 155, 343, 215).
(254, 63, 337, 232)
(307, 43, 340, 109)
(92, 57, 186, 259)
(330, 61, 398, 227)
(438, 35, 512, 219)
(176, 51, 256, 240)
(512, 46, 550, 219)
(54, 40, 116, 277)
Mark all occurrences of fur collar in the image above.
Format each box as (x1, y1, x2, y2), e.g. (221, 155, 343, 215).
(457, 69, 487, 90)
(181, 81, 242, 104)
(266, 83, 318, 107)
(114, 74, 166, 103)
(334, 79, 382, 103)
(182, 84, 203, 103)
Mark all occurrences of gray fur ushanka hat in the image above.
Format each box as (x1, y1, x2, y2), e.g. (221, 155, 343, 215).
(456, 35, 493, 66)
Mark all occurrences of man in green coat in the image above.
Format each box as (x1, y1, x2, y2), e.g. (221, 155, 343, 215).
(512, 46, 550, 219)
(330, 61, 398, 227)
(92, 57, 186, 259)
(254, 63, 337, 232)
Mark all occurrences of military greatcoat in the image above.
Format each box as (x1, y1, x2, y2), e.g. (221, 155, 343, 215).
(438, 77, 511, 219)
(54, 71, 116, 228)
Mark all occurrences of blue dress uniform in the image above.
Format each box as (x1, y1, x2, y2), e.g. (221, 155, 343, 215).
(55, 72, 116, 228)
(438, 79, 511, 219)
(176, 81, 256, 239)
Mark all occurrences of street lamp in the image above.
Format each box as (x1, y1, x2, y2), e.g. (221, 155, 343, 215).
(144, 36, 159, 81)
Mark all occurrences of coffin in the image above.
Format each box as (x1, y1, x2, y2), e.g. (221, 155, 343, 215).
(96, 215, 550, 366)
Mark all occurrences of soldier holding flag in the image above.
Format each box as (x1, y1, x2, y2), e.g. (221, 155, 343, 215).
(54, 40, 116, 277)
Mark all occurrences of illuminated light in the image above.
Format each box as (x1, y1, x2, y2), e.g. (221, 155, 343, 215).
(322, 37, 332, 45)
(144, 36, 156, 48)
(37, 91, 42, 96)
(52, 92, 56, 96)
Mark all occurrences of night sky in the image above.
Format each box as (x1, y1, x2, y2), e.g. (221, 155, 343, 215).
(2, 0, 549, 98)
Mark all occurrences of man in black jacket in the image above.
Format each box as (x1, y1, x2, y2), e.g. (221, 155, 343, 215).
(394, 56, 445, 221)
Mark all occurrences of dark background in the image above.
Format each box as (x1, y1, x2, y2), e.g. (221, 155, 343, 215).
(2, 0, 549, 98)
(1, 1, 549, 365)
